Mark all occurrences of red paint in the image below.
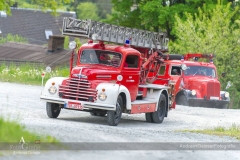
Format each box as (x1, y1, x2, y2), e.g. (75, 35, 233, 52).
(131, 103, 156, 114)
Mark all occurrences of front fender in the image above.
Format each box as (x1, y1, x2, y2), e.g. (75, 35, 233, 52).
(176, 89, 196, 100)
(96, 83, 119, 106)
(41, 77, 68, 98)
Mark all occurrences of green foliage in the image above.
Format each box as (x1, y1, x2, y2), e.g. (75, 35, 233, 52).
(106, 0, 221, 39)
(0, 0, 73, 16)
(74, 37, 82, 51)
(0, 63, 69, 85)
(76, 2, 100, 20)
(77, 2, 100, 20)
(169, 1, 240, 108)
(181, 124, 240, 140)
(0, 0, 15, 15)
(68, 0, 112, 19)
(0, 34, 28, 44)
(0, 116, 58, 142)
(64, 36, 70, 49)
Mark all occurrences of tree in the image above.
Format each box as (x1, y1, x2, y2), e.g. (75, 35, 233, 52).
(76, 2, 100, 20)
(0, 0, 73, 15)
(105, 0, 221, 40)
(0, 0, 15, 15)
(105, 0, 240, 40)
(169, 1, 240, 108)
(68, 0, 112, 19)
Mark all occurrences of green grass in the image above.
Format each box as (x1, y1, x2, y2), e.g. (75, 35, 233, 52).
(180, 124, 240, 140)
(0, 117, 58, 143)
(0, 63, 69, 85)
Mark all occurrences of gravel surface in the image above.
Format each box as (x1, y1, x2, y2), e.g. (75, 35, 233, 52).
(0, 82, 239, 160)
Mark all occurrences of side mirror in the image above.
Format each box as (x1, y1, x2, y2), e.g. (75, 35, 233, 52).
(222, 72, 226, 78)
(226, 81, 232, 89)
(180, 64, 187, 71)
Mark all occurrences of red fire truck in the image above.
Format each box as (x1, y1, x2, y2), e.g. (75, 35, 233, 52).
(152, 53, 230, 109)
(40, 18, 185, 126)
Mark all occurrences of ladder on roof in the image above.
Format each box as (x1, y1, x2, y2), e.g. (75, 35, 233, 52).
(62, 17, 169, 50)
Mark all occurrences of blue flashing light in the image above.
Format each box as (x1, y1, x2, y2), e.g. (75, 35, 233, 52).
(181, 56, 184, 60)
(195, 57, 199, 61)
(210, 59, 213, 63)
(125, 39, 130, 44)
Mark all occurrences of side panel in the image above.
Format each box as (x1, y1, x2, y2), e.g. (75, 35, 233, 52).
(143, 89, 169, 111)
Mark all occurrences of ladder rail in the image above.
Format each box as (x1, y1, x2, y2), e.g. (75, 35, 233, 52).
(62, 17, 169, 50)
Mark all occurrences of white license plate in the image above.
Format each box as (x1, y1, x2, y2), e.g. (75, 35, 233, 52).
(67, 102, 83, 110)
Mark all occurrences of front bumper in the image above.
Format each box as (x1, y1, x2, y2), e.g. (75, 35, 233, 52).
(188, 98, 230, 108)
(40, 95, 116, 111)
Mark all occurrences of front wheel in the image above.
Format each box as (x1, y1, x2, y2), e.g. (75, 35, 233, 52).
(176, 95, 189, 106)
(46, 102, 61, 118)
(107, 95, 123, 126)
(152, 94, 167, 123)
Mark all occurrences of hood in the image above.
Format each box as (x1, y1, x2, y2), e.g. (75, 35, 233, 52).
(71, 65, 120, 80)
(184, 76, 219, 90)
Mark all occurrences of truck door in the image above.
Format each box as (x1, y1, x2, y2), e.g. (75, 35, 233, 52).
(120, 54, 140, 102)
(169, 65, 182, 98)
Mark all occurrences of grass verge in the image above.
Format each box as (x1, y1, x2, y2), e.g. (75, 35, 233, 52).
(0, 117, 58, 143)
(180, 124, 240, 140)
(0, 63, 69, 85)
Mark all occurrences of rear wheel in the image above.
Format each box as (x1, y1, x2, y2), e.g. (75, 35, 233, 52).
(145, 113, 153, 122)
(90, 112, 97, 116)
(176, 95, 189, 106)
(46, 102, 61, 118)
(107, 95, 123, 126)
(152, 94, 167, 123)
(90, 111, 107, 116)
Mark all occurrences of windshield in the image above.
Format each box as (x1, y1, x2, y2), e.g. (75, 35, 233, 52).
(80, 49, 122, 67)
(184, 66, 216, 77)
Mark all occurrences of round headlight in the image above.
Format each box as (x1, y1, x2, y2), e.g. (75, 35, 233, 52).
(98, 92, 107, 101)
(69, 41, 77, 50)
(224, 92, 229, 98)
(48, 86, 57, 94)
(191, 90, 196, 96)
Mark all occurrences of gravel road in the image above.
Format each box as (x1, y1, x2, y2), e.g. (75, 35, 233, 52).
(0, 82, 240, 160)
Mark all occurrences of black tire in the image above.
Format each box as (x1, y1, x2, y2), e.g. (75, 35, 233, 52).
(46, 102, 61, 118)
(90, 111, 107, 116)
(218, 104, 229, 109)
(107, 95, 123, 126)
(90, 112, 97, 116)
(97, 112, 107, 117)
(145, 113, 153, 122)
(152, 94, 167, 123)
(176, 94, 189, 106)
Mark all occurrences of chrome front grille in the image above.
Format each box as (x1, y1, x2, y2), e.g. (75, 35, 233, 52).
(59, 78, 97, 102)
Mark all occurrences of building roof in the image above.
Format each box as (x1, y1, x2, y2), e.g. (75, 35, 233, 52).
(0, 8, 76, 45)
(0, 42, 76, 68)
